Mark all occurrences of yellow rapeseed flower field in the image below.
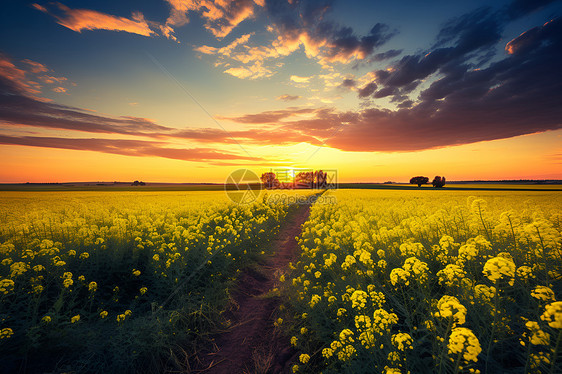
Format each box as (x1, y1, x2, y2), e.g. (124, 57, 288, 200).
(281, 189, 561, 374)
(0, 190, 309, 372)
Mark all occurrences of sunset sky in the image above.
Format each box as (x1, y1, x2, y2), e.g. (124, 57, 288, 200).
(1, 0, 561, 183)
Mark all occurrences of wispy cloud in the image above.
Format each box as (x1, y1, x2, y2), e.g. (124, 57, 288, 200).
(0, 134, 263, 163)
(277, 94, 301, 101)
(33, 3, 156, 37)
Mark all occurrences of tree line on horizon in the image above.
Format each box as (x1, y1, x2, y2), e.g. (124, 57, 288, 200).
(410, 175, 446, 187)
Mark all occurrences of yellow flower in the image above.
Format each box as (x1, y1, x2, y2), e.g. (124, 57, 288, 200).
(350, 290, 368, 309)
(79, 252, 89, 259)
(435, 295, 467, 326)
(339, 328, 355, 344)
(529, 352, 551, 369)
(482, 256, 515, 286)
(0, 328, 14, 339)
(403, 257, 429, 284)
(399, 242, 424, 257)
(292, 364, 299, 373)
(474, 284, 496, 303)
(372, 308, 399, 335)
(355, 315, 372, 330)
(63, 278, 73, 288)
(300, 327, 308, 335)
(100, 310, 108, 319)
(88, 282, 97, 292)
(531, 286, 556, 302)
(299, 354, 310, 364)
(290, 336, 298, 347)
(140, 286, 147, 295)
(516, 266, 534, 280)
(448, 327, 482, 363)
(437, 264, 466, 287)
(33, 265, 45, 272)
(322, 347, 334, 358)
(391, 332, 413, 351)
(524, 321, 550, 345)
(358, 330, 376, 348)
(309, 294, 321, 308)
(153, 254, 160, 261)
(132, 269, 141, 277)
(71, 315, 80, 324)
(384, 366, 402, 374)
(10, 262, 29, 277)
(390, 268, 410, 286)
(337, 345, 356, 361)
(314, 271, 321, 278)
(540, 301, 562, 329)
(41, 315, 51, 323)
(458, 243, 478, 261)
(0, 279, 15, 295)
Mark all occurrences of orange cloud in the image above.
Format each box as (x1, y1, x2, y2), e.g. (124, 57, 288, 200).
(164, 0, 256, 38)
(224, 61, 272, 80)
(0, 55, 43, 98)
(21, 59, 49, 73)
(34, 3, 155, 37)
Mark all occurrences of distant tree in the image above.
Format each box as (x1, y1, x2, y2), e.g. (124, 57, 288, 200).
(410, 176, 429, 187)
(432, 176, 446, 188)
(260, 172, 280, 189)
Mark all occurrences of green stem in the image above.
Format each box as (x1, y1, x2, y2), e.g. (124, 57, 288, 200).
(549, 330, 561, 374)
(438, 319, 453, 374)
(485, 290, 499, 374)
(453, 351, 462, 374)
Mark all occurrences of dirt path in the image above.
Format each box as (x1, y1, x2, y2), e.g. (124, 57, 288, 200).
(193, 195, 320, 374)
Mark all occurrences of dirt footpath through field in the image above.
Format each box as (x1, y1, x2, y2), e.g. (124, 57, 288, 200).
(193, 193, 322, 374)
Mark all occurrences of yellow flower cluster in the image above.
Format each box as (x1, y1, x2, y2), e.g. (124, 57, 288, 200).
(447, 327, 482, 363)
(390, 268, 410, 287)
(391, 333, 413, 351)
(482, 256, 516, 286)
(531, 286, 556, 302)
(522, 321, 550, 345)
(350, 290, 368, 309)
(0, 328, 14, 339)
(0, 278, 15, 295)
(540, 301, 562, 329)
(434, 295, 467, 326)
(437, 264, 466, 287)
